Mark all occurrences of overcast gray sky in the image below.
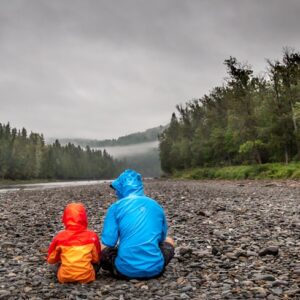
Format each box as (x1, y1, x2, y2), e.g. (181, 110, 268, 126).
(0, 0, 299, 139)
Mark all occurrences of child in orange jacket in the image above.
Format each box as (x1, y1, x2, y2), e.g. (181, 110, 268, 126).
(47, 203, 101, 283)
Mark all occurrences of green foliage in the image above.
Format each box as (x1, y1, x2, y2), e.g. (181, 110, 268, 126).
(239, 140, 263, 154)
(0, 122, 123, 180)
(294, 101, 300, 123)
(160, 48, 300, 173)
(174, 163, 300, 180)
(239, 140, 266, 164)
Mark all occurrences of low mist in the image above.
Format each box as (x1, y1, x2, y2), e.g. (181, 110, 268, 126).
(93, 141, 159, 158)
(94, 141, 161, 177)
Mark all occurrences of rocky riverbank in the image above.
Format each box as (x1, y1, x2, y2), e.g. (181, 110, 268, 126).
(0, 179, 300, 299)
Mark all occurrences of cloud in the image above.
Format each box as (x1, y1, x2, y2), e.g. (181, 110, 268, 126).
(0, 0, 299, 138)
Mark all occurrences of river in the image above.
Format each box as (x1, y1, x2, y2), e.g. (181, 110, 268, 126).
(0, 179, 111, 193)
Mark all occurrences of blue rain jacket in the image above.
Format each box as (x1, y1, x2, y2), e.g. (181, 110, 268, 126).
(101, 169, 168, 278)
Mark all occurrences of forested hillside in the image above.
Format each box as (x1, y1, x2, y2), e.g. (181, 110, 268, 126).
(48, 125, 166, 147)
(159, 49, 300, 173)
(0, 123, 122, 180)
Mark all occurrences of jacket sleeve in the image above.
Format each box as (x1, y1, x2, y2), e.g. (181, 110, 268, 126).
(101, 204, 119, 247)
(91, 234, 101, 263)
(47, 235, 60, 264)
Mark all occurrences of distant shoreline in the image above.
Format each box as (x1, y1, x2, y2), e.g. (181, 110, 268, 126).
(0, 178, 111, 188)
(0, 179, 111, 193)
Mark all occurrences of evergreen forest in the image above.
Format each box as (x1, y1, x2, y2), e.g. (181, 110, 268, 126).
(0, 123, 122, 180)
(159, 49, 300, 174)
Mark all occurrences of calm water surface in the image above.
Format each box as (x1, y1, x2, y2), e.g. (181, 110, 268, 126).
(0, 180, 111, 193)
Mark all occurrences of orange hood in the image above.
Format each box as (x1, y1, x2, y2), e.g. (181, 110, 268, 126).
(62, 203, 88, 231)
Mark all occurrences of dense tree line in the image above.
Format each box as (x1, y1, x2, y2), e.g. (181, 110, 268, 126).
(159, 49, 300, 173)
(0, 123, 122, 180)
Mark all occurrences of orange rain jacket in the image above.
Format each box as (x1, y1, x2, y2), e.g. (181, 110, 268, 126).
(47, 203, 101, 283)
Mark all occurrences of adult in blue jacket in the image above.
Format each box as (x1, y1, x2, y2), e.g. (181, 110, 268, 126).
(100, 169, 174, 279)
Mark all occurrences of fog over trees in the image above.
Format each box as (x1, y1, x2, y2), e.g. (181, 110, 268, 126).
(0, 123, 162, 180)
(47, 126, 164, 178)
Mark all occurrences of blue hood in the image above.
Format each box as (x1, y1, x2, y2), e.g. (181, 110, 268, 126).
(111, 169, 144, 199)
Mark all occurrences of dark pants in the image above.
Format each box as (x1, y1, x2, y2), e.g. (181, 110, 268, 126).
(100, 242, 175, 279)
(93, 263, 101, 275)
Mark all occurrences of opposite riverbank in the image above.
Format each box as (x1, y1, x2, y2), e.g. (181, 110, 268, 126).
(173, 162, 300, 180)
(2, 162, 300, 188)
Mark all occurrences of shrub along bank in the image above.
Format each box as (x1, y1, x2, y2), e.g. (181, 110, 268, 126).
(173, 163, 300, 180)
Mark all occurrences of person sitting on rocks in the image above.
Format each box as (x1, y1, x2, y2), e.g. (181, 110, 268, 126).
(47, 203, 101, 283)
(100, 169, 174, 279)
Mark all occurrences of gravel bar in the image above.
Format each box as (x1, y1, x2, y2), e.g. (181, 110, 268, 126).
(0, 179, 300, 299)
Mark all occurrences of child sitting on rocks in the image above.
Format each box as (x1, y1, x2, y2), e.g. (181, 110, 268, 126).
(47, 203, 101, 283)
